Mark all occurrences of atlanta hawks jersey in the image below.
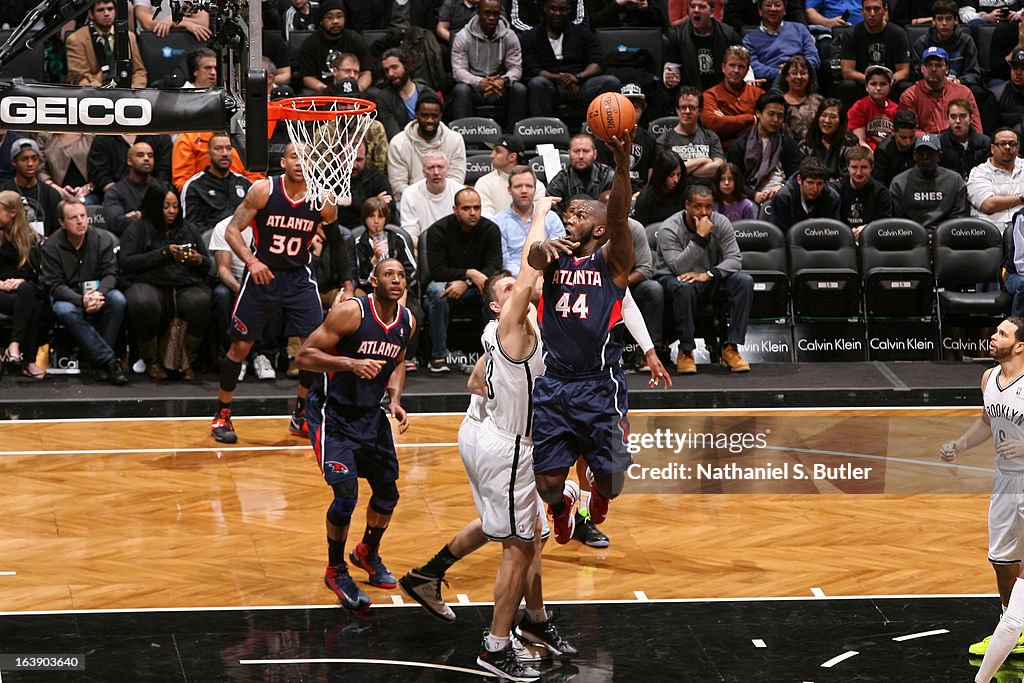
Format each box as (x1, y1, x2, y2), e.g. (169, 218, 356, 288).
(324, 295, 413, 409)
(537, 247, 625, 376)
(481, 320, 545, 438)
(252, 175, 322, 271)
(983, 368, 1024, 474)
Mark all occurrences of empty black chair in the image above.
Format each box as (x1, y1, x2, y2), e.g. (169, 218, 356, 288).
(514, 117, 571, 153)
(787, 219, 860, 319)
(594, 28, 664, 72)
(465, 153, 494, 185)
(448, 117, 501, 153)
(137, 29, 203, 87)
(932, 217, 1011, 316)
(859, 218, 934, 318)
(733, 220, 789, 321)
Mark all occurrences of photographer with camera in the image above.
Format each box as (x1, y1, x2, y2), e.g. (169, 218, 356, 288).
(119, 182, 212, 380)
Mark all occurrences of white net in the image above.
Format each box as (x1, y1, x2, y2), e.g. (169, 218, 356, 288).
(279, 98, 376, 212)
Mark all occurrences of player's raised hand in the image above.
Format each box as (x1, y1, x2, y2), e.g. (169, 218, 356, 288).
(938, 440, 958, 462)
(391, 404, 409, 433)
(537, 195, 561, 216)
(645, 350, 673, 389)
(249, 259, 275, 285)
(997, 438, 1024, 459)
(538, 237, 579, 261)
(352, 358, 386, 380)
(606, 126, 637, 166)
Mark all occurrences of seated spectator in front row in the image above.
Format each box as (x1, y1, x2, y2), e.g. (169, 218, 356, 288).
(634, 151, 688, 226)
(450, 0, 528, 127)
(66, 0, 147, 88)
(41, 198, 127, 385)
(387, 94, 467, 198)
(423, 187, 502, 373)
(519, 0, 621, 117)
(848, 65, 899, 151)
(701, 45, 764, 151)
(939, 98, 990, 180)
(727, 91, 803, 206)
(873, 109, 919, 186)
(712, 162, 757, 222)
(119, 183, 212, 381)
(840, 146, 894, 241)
(891, 133, 969, 232)
(494, 166, 564, 274)
(0, 191, 46, 379)
(967, 128, 1024, 231)
(181, 133, 252, 234)
(766, 157, 841, 230)
(102, 142, 158, 237)
(654, 184, 753, 375)
(547, 133, 614, 201)
(2, 139, 62, 237)
(400, 153, 464, 249)
(900, 46, 982, 135)
(657, 86, 725, 188)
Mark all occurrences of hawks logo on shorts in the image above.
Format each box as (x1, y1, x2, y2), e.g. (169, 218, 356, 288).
(326, 462, 350, 475)
(231, 316, 248, 335)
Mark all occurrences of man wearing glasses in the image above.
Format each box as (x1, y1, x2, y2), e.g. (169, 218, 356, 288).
(967, 128, 1024, 231)
(656, 86, 725, 187)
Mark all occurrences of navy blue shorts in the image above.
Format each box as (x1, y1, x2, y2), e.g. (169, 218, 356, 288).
(229, 266, 323, 341)
(306, 387, 399, 487)
(532, 368, 631, 476)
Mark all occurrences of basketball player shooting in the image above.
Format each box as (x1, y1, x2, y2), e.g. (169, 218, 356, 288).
(210, 143, 346, 444)
(528, 126, 637, 543)
(941, 318, 1024, 681)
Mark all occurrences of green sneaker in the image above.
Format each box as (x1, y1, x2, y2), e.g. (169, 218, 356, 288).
(969, 656, 1024, 682)
(969, 630, 1024, 656)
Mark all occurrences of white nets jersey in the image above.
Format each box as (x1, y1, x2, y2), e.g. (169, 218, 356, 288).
(481, 320, 545, 438)
(984, 368, 1024, 474)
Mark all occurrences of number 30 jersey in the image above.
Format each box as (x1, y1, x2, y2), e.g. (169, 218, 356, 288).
(537, 247, 625, 376)
(252, 175, 321, 271)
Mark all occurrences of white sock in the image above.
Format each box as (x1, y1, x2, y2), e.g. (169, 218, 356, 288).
(977, 577, 1024, 681)
(485, 633, 509, 652)
(579, 490, 591, 516)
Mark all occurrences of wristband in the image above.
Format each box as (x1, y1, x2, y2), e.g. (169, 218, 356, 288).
(246, 258, 260, 267)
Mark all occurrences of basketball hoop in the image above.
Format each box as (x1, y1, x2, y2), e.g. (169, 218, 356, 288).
(268, 96, 377, 211)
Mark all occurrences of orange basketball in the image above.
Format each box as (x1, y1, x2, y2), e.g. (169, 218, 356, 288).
(586, 92, 637, 142)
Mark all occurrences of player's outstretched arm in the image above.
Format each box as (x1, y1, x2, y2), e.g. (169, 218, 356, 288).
(501, 197, 566, 359)
(940, 368, 993, 462)
(621, 289, 672, 389)
(603, 127, 637, 287)
(226, 179, 273, 284)
(296, 299, 385, 378)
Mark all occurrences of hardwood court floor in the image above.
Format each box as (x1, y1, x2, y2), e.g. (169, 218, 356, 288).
(0, 408, 999, 615)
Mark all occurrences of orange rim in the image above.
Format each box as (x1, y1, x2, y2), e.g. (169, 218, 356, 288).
(268, 96, 377, 122)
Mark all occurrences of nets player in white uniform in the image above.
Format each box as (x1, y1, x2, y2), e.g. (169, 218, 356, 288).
(940, 318, 1024, 680)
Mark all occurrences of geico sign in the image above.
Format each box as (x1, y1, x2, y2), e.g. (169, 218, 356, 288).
(0, 96, 153, 126)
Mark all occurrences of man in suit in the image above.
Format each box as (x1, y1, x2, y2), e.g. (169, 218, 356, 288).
(66, 0, 147, 88)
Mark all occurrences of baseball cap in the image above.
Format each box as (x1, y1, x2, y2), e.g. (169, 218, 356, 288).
(9, 138, 40, 163)
(914, 134, 940, 151)
(620, 83, 646, 101)
(922, 46, 949, 63)
(334, 77, 359, 95)
(1011, 48, 1024, 66)
(490, 135, 525, 156)
(864, 65, 893, 81)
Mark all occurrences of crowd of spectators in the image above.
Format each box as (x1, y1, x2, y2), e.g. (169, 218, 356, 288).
(6, 0, 1024, 381)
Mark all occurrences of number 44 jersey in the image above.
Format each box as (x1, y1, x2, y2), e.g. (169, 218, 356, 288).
(252, 175, 322, 271)
(537, 247, 626, 376)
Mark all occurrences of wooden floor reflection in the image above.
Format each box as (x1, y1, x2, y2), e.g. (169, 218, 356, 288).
(0, 408, 997, 614)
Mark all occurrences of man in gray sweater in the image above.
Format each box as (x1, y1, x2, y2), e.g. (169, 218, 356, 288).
(654, 184, 753, 374)
(891, 133, 969, 233)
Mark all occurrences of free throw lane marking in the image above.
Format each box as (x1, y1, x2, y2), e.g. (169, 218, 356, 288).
(892, 629, 949, 641)
(752, 639, 766, 648)
(240, 658, 497, 677)
(811, 587, 826, 598)
(456, 594, 471, 604)
(634, 591, 649, 601)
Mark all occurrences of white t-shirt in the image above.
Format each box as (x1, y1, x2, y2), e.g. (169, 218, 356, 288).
(208, 217, 253, 283)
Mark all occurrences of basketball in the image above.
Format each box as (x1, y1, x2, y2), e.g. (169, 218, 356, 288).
(586, 92, 637, 142)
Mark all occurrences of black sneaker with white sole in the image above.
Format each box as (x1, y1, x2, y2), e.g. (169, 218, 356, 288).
(477, 641, 540, 681)
(514, 611, 578, 658)
(572, 512, 609, 548)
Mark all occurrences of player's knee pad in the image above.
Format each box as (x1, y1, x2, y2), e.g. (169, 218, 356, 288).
(326, 504, 351, 528)
(328, 480, 359, 526)
(219, 358, 242, 393)
(299, 370, 316, 389)
(368, 480, 399, 515)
